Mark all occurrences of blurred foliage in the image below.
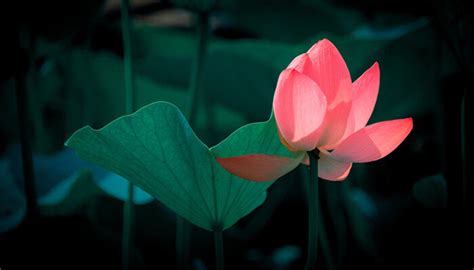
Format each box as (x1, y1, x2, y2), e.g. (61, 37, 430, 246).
(0, 159, 26, 233)
(412, 174, 447, 209)
(171, 0, 216, 12)
(217, 0, 362, 43)
(432, 0, 474, 76)
(39, 170, 103, 216)
(2, 0, 106, 40)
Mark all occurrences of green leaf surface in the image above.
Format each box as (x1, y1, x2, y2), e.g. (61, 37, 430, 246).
(65, 101, 272, 231)
(210, 115, 302, 159)
(210, 115, 304, 181)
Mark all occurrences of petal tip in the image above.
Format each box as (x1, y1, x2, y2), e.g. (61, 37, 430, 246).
(318, 38, 334, 47)
(295, 53, 312, 68)
(372, 62, 380, 75)
(367, 61, 380, 76)
(399, 117, 414, 129)
(331, 117, 414, 163)
(282, 67, 299, 77)
(404, 117, 414, 132)
(308, 38, 337, 53)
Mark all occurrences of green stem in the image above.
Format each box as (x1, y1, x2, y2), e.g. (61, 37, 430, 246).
(176, 217, 192, 270)
(120, 0, 135, 269)
(15, 29, 37, 222)
(121, 0, 134, 115)
(318, 202, 334, 270)
(214, 229, 225, 270)
(186, 12, 209, 121)
(122, 182, 135, 270)
(176, 12, 210, 270)
(305, 150, 320, 270)
(461, 88, 466, 204)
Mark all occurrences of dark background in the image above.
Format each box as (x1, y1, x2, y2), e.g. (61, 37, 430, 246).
(0, 0, 472, 269)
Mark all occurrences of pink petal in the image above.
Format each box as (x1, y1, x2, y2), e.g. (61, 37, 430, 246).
(216, 154, 303, 182)
(306, 39, 352, 107)
(288, 53, 314, 75)
(315, 101, 352, 148)
(273, 68, 327, 151)
(351, 62, 380, 131)
(318, 151, 352, 181)
(303, 39, 353, 147)
(331, 118, 413, 163)
(330, 62, 380, 148)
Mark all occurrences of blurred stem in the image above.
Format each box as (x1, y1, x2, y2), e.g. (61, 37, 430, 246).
(461, 87, 472, 213)
(318, 202, 334, 270)
(121, 0, 134, 115)
(461, 88, 466, 204)
(325, 184, 347, 269)
(214, 229, 225, 270)
(186, 12, 209, 122)
(15, 29, 38, 223)
(122, 182, 134, 270)
(120, 0, 135, 269)
(176, 217, 191, 270)
(305, 150, 320, 270)
(176, 12, 210, 270)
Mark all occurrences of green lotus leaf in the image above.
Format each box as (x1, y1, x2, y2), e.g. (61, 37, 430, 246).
(210, 115, 304, 182)
(65, 101, 272, 231)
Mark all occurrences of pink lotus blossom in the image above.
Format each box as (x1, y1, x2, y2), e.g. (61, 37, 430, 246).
(218, 39, 413, 181)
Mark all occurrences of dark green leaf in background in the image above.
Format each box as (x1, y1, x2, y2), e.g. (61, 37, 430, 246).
(171, 0, 216, 12)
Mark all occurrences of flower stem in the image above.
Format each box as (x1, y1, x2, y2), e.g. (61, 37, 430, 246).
(121, 0, 134, 115)
(122, 182, 134, 270)
(15, 29, 38, 223)
(461, 89, 468, 204)
(305, 150, 320, 270)
(120, 0, 135, 269)
(186, 11, 209, 122)
(214, 229, 225, 270)
(176, 217, 191, 270)
(176, 11, 210, 270)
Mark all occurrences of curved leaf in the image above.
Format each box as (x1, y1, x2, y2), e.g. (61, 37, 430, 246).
(210, 114, 302, 159)
(210, 114, 304, 181)
(65, 101, 272, 231)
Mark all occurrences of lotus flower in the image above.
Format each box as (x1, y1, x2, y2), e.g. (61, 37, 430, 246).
(216, 39, 413, 181)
